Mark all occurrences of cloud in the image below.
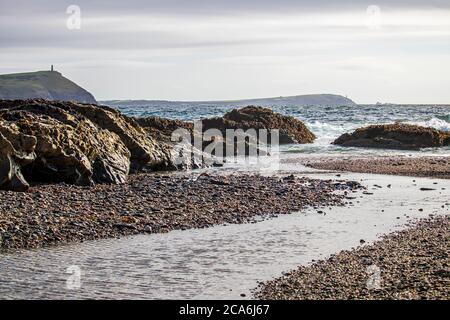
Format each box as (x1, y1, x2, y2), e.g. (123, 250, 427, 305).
(1, 0, 450, 103)
(2, 7, 450, 50)
(2, 0, 450, 15)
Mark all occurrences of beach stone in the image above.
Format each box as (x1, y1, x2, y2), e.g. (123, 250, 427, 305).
(333, 123, 450, 150)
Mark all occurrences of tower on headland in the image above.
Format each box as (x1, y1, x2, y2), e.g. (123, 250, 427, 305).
(51, 65, 54, 72)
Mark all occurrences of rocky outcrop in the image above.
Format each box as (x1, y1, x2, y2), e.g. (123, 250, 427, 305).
(0, 99, 179, 191)
(334, 123, 450, 150)
(201, 106, 316, 144)
(0, 101, 316, 192)
(135, 116, 219, 169)
(135, 116, 194, 144)
(136, 107, 316, 146)
(50, 102, 175, 172)
(135, 106, 314, 159)
(0, 123, 36, 191)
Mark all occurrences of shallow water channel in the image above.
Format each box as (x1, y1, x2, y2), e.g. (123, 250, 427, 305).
(0, 169, 448, 299)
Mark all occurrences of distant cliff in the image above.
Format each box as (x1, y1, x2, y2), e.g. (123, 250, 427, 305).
(102, 94, 356, 108)
(0, 71, 97, 104)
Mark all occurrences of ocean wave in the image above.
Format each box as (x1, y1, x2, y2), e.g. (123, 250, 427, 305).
(436, 114, 450, 123)
(406, 117, 450, 132)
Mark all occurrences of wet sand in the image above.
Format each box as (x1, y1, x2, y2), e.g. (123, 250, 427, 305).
(0, 173, 362, 251)
(255, 215, 450, 300)
(303, 156, 450, 179)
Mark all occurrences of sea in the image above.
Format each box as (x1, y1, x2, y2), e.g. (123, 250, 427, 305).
(114, 103, 450, 156)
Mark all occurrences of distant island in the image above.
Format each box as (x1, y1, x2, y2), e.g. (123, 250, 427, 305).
(101, 94, 356, 108)
(0, 69, 355, 107)
(0, 69, 97, 104)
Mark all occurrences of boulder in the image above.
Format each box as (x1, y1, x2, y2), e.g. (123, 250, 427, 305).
(1, 109, 131, 185)
(0, 123, 36, 191)
(201, 106, 316, 144)
(0, 99, 182, 191)
(41, 101, 175, 172)
(135, 106, 314, 159)
(334, 123, 450, 150)
(135, 116, 220, 168)
(134, 116, 194, 143)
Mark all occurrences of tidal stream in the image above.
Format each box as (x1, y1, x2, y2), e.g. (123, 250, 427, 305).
(0, 169, 448, 299)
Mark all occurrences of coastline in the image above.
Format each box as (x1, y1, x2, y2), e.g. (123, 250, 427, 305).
(303, 155, 450, 179)
(0, 172, 362, 252)
(1, 0, 450, 303)
(255, 215, 450, 300)
(1, 152, 449, 300)
(251, 155, 450, 300)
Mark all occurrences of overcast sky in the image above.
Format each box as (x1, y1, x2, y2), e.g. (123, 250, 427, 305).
(1, 0, 450, 103)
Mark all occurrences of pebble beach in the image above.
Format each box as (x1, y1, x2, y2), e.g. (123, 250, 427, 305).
(251, 155, 450, 300)
(255, 215, 449, 300)
(0, 173, 363, 251)
(304, 156, 450, 179)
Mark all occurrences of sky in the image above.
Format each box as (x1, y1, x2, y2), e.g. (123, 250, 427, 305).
(1, 0, 450, 103)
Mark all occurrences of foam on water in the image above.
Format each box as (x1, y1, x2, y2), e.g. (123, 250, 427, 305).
(407, 117, 450, 132)
(115, 103, 450, 156)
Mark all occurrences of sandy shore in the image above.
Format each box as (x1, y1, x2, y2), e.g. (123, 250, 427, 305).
(0, 173, 363, 251)
(303, 156, 450, 179)
(255, 215, 450, 300)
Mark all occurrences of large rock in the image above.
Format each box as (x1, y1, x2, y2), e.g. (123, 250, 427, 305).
(201, 106, 316, 144)
(334, 123, 450, 150)
(0, 123, 36, 191)
(0, 99, 180, 191)
(135, 116, 219, 168)
(49, 101, 174, 172)
(134, 116, 194, 144)
(1, 108, 131, 186)
(135, 106, 315, 159)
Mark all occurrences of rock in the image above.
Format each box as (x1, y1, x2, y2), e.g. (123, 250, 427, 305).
(134, 116, 194, 143)
(0, 124, 36, 191)
(53, 101, 174, 172)
(202, 106, 316, 145)
(136, 116, 220, 168)
(172, 139, 223, 169)
(0, 99, 186, 191)
(137, 106, 315, 160)
(1, 105, 130, 186)
(113, 223, 137, 230)
(334, 123, 450, 150)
